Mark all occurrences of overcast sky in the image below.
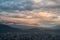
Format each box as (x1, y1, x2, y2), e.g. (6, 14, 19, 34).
(0, 0, 60, 29)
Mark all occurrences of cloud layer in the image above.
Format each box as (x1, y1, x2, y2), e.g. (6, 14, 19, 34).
(0, 0, 60, 29)
(0, 0, 60, 12)
(0, 11, 60, 28)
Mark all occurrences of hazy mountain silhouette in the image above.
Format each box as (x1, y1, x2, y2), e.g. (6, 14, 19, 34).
(0, 23, 23, 33)
(0, 23, 60, 34)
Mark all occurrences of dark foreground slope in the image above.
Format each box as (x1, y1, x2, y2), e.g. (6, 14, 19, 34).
(0, 24, 60, 40)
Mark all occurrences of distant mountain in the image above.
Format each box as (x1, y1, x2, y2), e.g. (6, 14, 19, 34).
(0, 23, 60, 35)
(0, 23, 22, 33)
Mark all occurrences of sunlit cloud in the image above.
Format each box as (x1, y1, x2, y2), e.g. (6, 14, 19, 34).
(52, 16, 60, 22)
(0, 11, 59, 28)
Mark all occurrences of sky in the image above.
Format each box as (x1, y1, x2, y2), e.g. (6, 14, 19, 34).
(0, 0, 60, 29)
